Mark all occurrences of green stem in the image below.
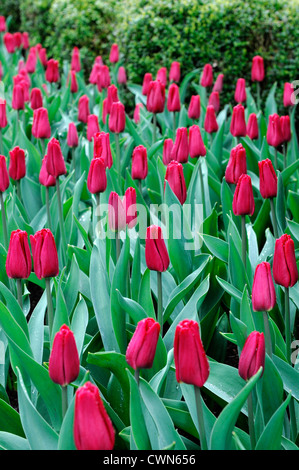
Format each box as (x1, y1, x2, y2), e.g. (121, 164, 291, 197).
(61, 385, 68, 418)
(0, 191, 8, 249)
(247, 391, 256, 450)
(71, 147, 76, 181)
(41, 138, 45, 159)
(16, 279, 23, 309)
(194, 386, 208, 450)
(157, 271, 163, 331)
(56, 179, 67, 266)
(241, 215, 247, 270)
(269, 198, 278, 239)
(285, 287, 291, 364)
(152, 113, 157, 144)
(45, 278, 54, 341)
(199, 159, 205, 219)
(115, 133, 121, 188)
(263, 311, 272, 358)
(274, 147, 278, 170)
(283, 143, 287, 170)
(16, 180, 21, 201)
(45, 186, 52, 232)
(95, 192, 100, 239)
(134, 368, 140, 386)
(0, 130, 3, 155)
(173, 112, 176, 138)
(257, 82, 261, 111)
(115, 233, 120, 261)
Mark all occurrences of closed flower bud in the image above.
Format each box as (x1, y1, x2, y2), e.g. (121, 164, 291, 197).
(45, 59, 59, 83)
(13, 33, 22, 48)
(147, 80, 165, 114)
(208, 91, 220, 112)
(12, 83, 25, 110)
(117, 66, 127, 84)
(234, 78, 247, 103)
(230, 104, 247, 137)
(204, 105, 218, 134)
(78, 95, 90, 123)
(87, 114, 100, 142)
(266, 113, 283, 148)
(132, 145, 148, 180)
(69, 71, 78, 93)
(247, 113, 259, 140)
(167, 83, 181, 112)
(74, 381, 115, 450)
(251, 56, 265, 82)
(39, 48, 47, 67)
(238, 331, 265, 380)
(273, 234, 298, 288)
(71, 47, 81, 72)
(30, 229, 59, 279)
(32, 107, 51, 139)
(93, 132, 113, 168)
(108, 191, 126, 232)
(164, 160, 187, 205)
(0, 99, 8, 128)
(225, 143, 247, 184)
(212, 73, 224, 93)
(188, 95, 200, 120)
(280, 115, 291, 143)
(169, 61, 180, 83)
(97, 65, 111, 90)
(109, 43, 119, 63)
(6, 230, 32, 279)
(283, 83, 294, 107)
(200, 64, 213, 88)
(233, 174, 255, 216)
(258, 158, 277, 199)
(124, 186, 137, 229)
(39, 156, 56, 187)
(145, 225, 170, 272)
(4, 33, 15, 54)
(49, 324, 80, 386)
(126, 318, 160, 370)
(171, 127, 189, 163)
(46, 138, 66, 177)
(106, 85, 119, 114)
(87, 157, 107, 194)
(156, 67, 167, 87)
(133, 103, 143, 124)
(30, 87, 43, 110)
(22, 32, 30, 50)
(89, 62, 101, 85)
(0, 16, 6, 32)
(174, 319, 209, 388)
(26, 48, 37, 73)
(163, 138, 174, 165)
(188, 125, 206, 158)
(9, 146, 26, 181)
(142, 73, 152, 96)
(252, 262, 276, 312)
(67, 122, 79, 148)
(0, 155, 9, 192)
(108, 101, 126, 134)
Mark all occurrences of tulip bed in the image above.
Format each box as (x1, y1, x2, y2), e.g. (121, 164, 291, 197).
(0, 18, 298, 452)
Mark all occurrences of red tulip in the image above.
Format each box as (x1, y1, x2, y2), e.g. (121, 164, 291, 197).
(234, 78, 247, 103)
(0, 155, 9, 193)
(22, 32, 30, 50)
(188, 125, 206, 158)
(117, 66, 127, 84)
(133, 103, 143, 124)
(30, 87, 43, 110)
(106, 85, 119, 114)
(171, 127, 189, 163)
(45, 59, 59, 83)
(13, 32, 22, 49)
(188, 95, 200, 120)
(69, 71, 78, 93)
(74, 381, 115, 450)
(49, 324, 80, 386)
(9, 146, 26, 181)
(230, 104, 247, 137)
(87, 157, 107, 194)
(251, 56, 265, 82)
(164, 160, 187, 205)
(283, 82, 294, 107)
(132, 145, 148, 180)
(232, 174, 255, 216)
(247, 113, 259, 140)
(78, 95, 90, 123)
(200, 64, 213, 88)
(0, 99, 8, 128)
(12, 84, 25, 110)
(169, 61, 180, 83)
(46, 138, 66, 178)
(225, 143, 247, 184)
(156, 67, 167, 87)
(167, 83, 181, 113)
(67, 122, 79, 148)
(87, 114, 100, 142)
(238, 331, 265, 380)
(6, 230, 32, 279)
(32, 107, 51, 139)
(266, 113, 283, 148)
(30, 229, 59, 279)
(252, 262, 276, 312)
(212, 73, 224, 93)
(97, 65, 111, 90)
(146, 80, 165, 114)
(71, 47, 81, 72)
(126, 318, 160, 370)
(273, 234, 298, 288)
(208, 91, 220, 112)
(39, 48, 47, 67)
(3, 33, 15, 54)
(145, 225, 169, 272)
(258, 159, 277, 199)
(109, 43, 119, 63)
(174, 319, 209, 388)
(162, 138, 174, 165)
(0, 16, 6, 32)
(93, 132, 113, 169)
(142, 73, 152, 96)
(280, 115, 291, 143)
(108, 101, 126, 134)
(108, 191, 126, 232)
(89, 62, 101, 85)
(204, 105, 218, 134)
(124, 186, 137, 229)
(39, 156, 56, 187)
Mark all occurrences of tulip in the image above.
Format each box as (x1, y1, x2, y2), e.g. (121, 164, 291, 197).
(212, 73, 224, 93)
(142, 73, 152, 96)
(156, 67, 167, 87)
(109, 43, 119, 63)
(147, 80, 165, 114)
(251, 56, 265, 82)
(258, 158, 277, 199)
(0, 99, 8, 129)
(9, 146, 26, 181)
(133, 103, 143, 124)
(171, 127, 189, 163)
(204, 105, 218, 134)
(13, 32, 22, 49)
(247, 113, 259, 140)
(169, 61, 180, 82)
(132, 145, 148, 181)
(200, 64, 213, 88)
(30, 87, 43, 110)
(74, 381, 115, 450)
(108, 101, 126, 134)
(3, 33, 15, 54)
(71, 47, 81, 72)
(26, 48, 37, 73)
(39, 155, 56, 188)
(233, 174, 255, 217)
(30, 228, 59, 279)
(208, 91, 220, 112)
(87, 114, 100, 142)
(238, 331, 265, 380)
(252, 262, 276, 312)
(78, 95, 90, 123)
(117, 66, 127, 85)
(167, 83, 181, 113)
(48, 324, 80, 386)
(106, 85, 119, 115)
(280, 115, 291, 143)
(283, 82, 294, 107)
(93, 132, 113, 169)
(225, 143, 247, 185)
(266, 113, 283, 148)
(188, 95, 200, 121)
(67, 122, 79, 148)
(46, 138, 66, 178)
(164, 160, 187, 205)
(97, 65, 111, 90)
(0, 16, 6, 32)
(0, 155, 9, 193)
(39, 48, 47, 67)
(162, 138, 174, 166)
(108, 191, 126, 233)
(89, 62, 101, 85)
(273, 234, 298, 289)
(6, 230, 31, 279)
(188, 125, 206, 158)
(22, 32, 30, 50)
(87, 157, 107, 194)
(69, 71, 78, 93)
(126, 318, 160, 371)
(230, 104, 246, 138)
(145, 225, 169, 273)
(12, 84, 25, 111)
(32, 107, 51, 140)
(234, 78, 247, 104)
(124, 186, 137, 229)
(45, 59, 59, 83)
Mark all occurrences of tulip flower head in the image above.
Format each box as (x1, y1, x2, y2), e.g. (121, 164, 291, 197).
(225, 143, 247, 185)
(78, 95, 90, 123)
(147, 80, 165, 114)
(251, 56, 265, 82)
(252, 262, 276, 312)
(126, 317, 160, 370)
(258, 159, 277, 199)
(171, 127, 189, 163)
(30, 229, 59, 279)
(266, 114, 283, 148)
(238, 331, 265, 381)
(163, 138, 174, 166)
(0, 155, 9, 193)
(273, 234, 298, 288)
(212, 73, 224, 93)
(108, 191, 126, 232)
(87, 157, 107, 194)
(188, 95, 200, 120)
(232, 174, 255, 216)
(283, 82, 295, 107)
(200, 64, 213, 88)
(188, 124, 206, 158)
(247, 113, 259, 140)
(0, 99, 7, 129)
(169, 61, 180, 83)
(164, 160, 187, 205)
(230, 104, 247, 137)
(32, 107, 51, 139)
(142, 73, 152, 96)
(145, 225, 170, 272)
(204, 105, 218, 134)
(124, 186, 137, 229)
(46, 138, 66, 178)
(167, 83, 181, 113)
(6, 230, 32, 279)
(49, 324, 80, 386)
(132, 145, 148, 180)
(9, 146, 26, 181)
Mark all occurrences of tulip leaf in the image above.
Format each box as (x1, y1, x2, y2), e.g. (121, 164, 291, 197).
(0, 432, 30, 450)
(127, 370, 151, 450)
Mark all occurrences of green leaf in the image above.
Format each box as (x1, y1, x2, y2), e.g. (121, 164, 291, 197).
(255, 394, 291, 450)
(127, 371, 151, 450)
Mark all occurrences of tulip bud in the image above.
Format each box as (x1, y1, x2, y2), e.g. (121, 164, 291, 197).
(0, 16, 6, 32)
(167, 83, 181, 113)
(163, 138, 174, 165)
(45, 59, 59, 83)
(46, 138, 67, 178)
(6, 230, 32, 279)
(169, 61, 180, 83)
(69, 71, 78, 93)
(108, 101, 126, 134)
(131, 145, 148, 180)
(188, 95, 200, 120)
(22, 32, 30, 50)
(273, 234, 298, 288)
(164, 160, 187, 205)
(109, 43, 119, 63)
(280, 115, 291, 143)
(251, 262, 276, 312)
(258, 159, 277, 199)
(283, 82, 294, 107)
(26, 48, 37, 73)
(208, 91, 220, 112)
(0, 99, 8, 129)
(0, 155, 9, 192)
(71, 47, 81, 72)
(30, 87, 43, 110)
(124, 186, 137, 229)
(225, 143, 247, 185)
(145, 225, 170, 272)
(174, 319, 209, 388)
(266, 113, 283, 148)
(156, 67, 167, 87)
(39, 48, 47, 67)
(32, 107, 51, 139)
(87, 114, 100, 142)
(171, 127, 189, 163)
(204, 105, 218, 134)
(247, 113, 259, 140)
(87, 157, 107, 194)
(200, 64, 213, 88)
(12, 84, 25, 110)
(49, 324, 80, 386)
(97, 65, 111, 90)
(188, 125, 206, 158)
(74, 381, 115, 450)
(67, 122, 79, 148)
(89, 62, 101, 85)
(126, 318, 160, 370)
(133, 103, 143, 124)
(4, 33, 15, 54)
(146, 80, 165, 114)
(142, 73, 152, 96)
(9, 146, 26, 181)
(117, 66, 127, 85)
(30, 229, 59, 279)
(251, 56, 265, 82)
(78, 95, 90, 123)
(93, 132, 113, 168)
(212, 73, 224, 93)
(39, 156, 56, 187)
(238, 331, 265, 381)
(108, 191, 126, 232)
(230, 104, 247, 137)
(234, 78, 246, 103)
(232, 174, 255, 216)
(106, 85, 119, 114)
